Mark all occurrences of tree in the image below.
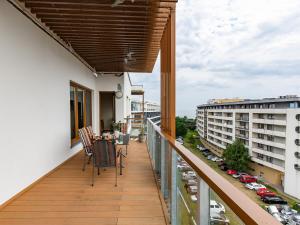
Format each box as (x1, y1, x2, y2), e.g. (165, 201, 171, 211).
(176, 116, 196, 137)
(176, 117, 188, 137)
(223, 139, 251, 172)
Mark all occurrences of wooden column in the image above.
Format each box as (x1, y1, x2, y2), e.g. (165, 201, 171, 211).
(161, 9, 176, 138)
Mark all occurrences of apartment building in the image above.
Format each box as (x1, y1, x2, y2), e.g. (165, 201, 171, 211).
(131, 100, 160, 129)
(196, 95, 300, 199)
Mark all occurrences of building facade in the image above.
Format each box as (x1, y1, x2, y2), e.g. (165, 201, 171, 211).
(196, 96, 300, 199)
(131, 100, 160, 129)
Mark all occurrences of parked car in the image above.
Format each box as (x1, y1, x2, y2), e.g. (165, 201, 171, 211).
(220, 164, 228, 171)
(182, 171, 196, 180)
(207, 154, 214, 160)
(261, 196, 288, 204)
(239, 175, 257, 183)
(256, 189, 276, 197)
(188, 185, 198, 194)
(226, 169, 237, 175)
(215, 157, 223, 162)
(279, 205, 297, 222)
(288, 213, 300, 225)
(210, 212, 230, 225)
(176, 138, 184, 145)
(190, 195, 197, 202)
(245, 182, 266, 191)
(187, 179, 197, 186)
(232, 172, 248, 179)
(203, 151, 210, 157)
(210, 200, 226, 214)
(177, 164, 191, 172)
(266, 205, 286, 224)
(211, 156, 220, 162)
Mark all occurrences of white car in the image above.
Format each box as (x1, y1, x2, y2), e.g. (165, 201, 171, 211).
(181, 171, 196, 180)
(245, 182, 266, 191)
(177, 164, 190, 172)
(188, 185, 198, 194)
(190, 195, 197, 202)
(211, 156, 220, 162)
(187, 179, 197, 186)
(176, 138, 184, 145)
(210, 200, 226, 214)
(266, 205, 286, 224)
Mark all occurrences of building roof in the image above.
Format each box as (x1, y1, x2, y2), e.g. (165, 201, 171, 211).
(197, 95, 300, 108)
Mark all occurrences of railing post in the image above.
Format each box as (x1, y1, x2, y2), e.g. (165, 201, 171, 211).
(171, 149, 178, 225)
(197, 176, 210, 225)
(155, 134, 161, 173)
(160, 138, 168, 198)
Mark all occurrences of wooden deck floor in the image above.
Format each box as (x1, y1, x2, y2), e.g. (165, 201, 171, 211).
(0, 141, 166, 225)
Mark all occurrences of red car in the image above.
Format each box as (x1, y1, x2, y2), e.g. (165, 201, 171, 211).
(239, 175, 257, 183)
(226, 169, 237, 175)
(256, 189, 276, 197)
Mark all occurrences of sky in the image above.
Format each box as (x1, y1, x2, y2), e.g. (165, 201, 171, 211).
(130, 0, 300, 118)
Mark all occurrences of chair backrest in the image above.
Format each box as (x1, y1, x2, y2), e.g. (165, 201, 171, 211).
(78, 128, 93, 155)
(122, 134, 130, 145)
(86, 126, 96, 140)
(93, 140, 116, 167)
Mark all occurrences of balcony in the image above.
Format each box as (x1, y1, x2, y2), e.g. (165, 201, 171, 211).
(0, 0, 282, 224)
(0, 141, 166, 225)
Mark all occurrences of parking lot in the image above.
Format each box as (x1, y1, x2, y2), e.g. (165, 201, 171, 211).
(180, 139, 300, 225)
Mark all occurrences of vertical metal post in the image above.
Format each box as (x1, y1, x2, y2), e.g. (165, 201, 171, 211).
(155, 135, 161, 174)
(161, 137, 167, 198)
(152, 131, 156, 168)
(171, 149, 178, 225)
(197, 176, 210, 225)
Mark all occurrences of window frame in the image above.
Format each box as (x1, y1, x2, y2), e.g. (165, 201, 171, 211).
(70, 81, 92, 146)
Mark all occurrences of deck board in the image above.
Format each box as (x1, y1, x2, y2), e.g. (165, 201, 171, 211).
(0, 141, 166, 225)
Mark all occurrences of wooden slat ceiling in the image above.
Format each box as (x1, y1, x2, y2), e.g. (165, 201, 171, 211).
(18, 0, 177, 73)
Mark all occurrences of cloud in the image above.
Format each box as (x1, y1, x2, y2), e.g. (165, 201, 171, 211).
(131, 0, 300, 117)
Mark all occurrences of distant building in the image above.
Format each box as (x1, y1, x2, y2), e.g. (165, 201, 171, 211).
(196, 95, 300, 199)
(131, 100, 160, 129)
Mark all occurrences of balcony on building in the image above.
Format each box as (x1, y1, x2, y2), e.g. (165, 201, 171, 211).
(0, 1, 282, 225)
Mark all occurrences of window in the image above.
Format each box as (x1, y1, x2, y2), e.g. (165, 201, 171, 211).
(257, 153, 264, 160)
(258, 133, 264, 139)
(296, 114, 300, 121)
(266, 145, 273, 152)
(267, 114, 274, 119)
(296, 126, 300, 133)
(258, 123, 264, 129)
(70, 82, 92, 144)
(267, 135, 274, 141)
(257, 143, 264, 149)
(267, 124, 273, 130)
(266, 156, 273, 163)
(258, 114, 264, 119)
(295, 139, 300, 146)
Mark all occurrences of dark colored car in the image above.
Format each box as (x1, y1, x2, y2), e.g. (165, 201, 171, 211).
(219, 164, 228, 171)
(203, 151, 210, 157)
(261, 196, 288, 204)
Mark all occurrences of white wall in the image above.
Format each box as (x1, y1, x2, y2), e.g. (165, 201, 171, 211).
(0, 1, 98, 205)
(95, 74, 130, 124)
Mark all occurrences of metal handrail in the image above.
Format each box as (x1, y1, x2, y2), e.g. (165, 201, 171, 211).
(147, 118, 281, 225)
